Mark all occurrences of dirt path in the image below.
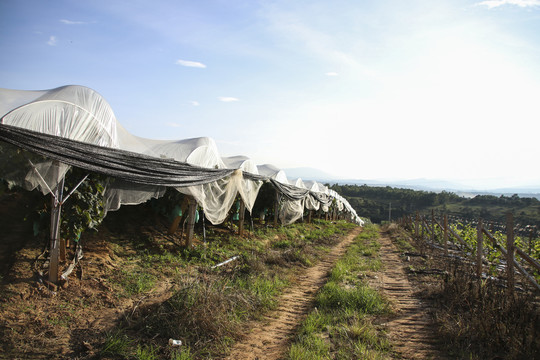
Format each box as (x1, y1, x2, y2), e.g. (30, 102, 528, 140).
(372, 233, 444, 360)
(225, 227, 363, 360)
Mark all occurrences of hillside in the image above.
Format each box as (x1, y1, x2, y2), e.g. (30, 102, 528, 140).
(331, 184, 540, 229)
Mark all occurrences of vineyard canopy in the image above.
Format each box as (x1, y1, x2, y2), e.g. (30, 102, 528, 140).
(0, 85, 363, 225)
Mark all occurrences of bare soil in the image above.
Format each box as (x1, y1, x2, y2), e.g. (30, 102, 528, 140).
(370, 233, 446, 360)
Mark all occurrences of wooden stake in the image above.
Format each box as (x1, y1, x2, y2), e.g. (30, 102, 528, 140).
(238, 199, 246, 236)
(477, 218, 483, 279)
(506, 213, 515, 297)
(49, 172, 65, 284)
(431, 210, 435, 243)
(186, 197, 197, 248)
(273, 190, 279, 227)
(415, 212, 419, 239)
(529, 228, 534, 255)
(444, 214, 448, 255)
(59, 238, 66, 262)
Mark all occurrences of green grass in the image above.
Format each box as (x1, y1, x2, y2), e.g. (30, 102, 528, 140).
(44, 219, 357, 359)
(288, 224, 391, 359)
(101, 330, 133, 357)
(98, 219, 359, 359)
(135, 344, 158, 360)
(112, 268, 157, 296)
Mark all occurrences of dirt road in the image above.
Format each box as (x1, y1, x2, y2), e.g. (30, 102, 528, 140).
(371, 233, 444, 359)
(226, 228, 445, 360)
(225, 227, 362, 360)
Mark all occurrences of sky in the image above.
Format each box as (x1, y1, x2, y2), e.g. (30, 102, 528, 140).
(1, 0, 540, 190)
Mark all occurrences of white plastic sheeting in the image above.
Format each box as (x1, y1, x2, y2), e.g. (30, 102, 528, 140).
(257, 164, 288, 184)
(0, 86, 118, 195)
(0, 85, 364, 226)
(222, 156, 263, 215)
(303, 180, 321, 211)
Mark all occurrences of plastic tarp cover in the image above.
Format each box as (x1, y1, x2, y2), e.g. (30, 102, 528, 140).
(303, 181, 321, 211)
(1, 85, 364, 226)
(257, 164, 288, 184)
(0, 124, 235, 187)
(221, 156, 263, 216)
(0, 86, 118, 195)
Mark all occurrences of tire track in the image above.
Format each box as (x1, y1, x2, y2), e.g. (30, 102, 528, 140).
(372, 233, 445, 360)
(225, 227, 363, 360)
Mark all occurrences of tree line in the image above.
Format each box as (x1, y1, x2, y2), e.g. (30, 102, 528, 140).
(330, 184, 540, 229)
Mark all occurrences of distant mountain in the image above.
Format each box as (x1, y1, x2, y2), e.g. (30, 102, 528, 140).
(282, 168, 540, 199)
(283, 167, 338, 181)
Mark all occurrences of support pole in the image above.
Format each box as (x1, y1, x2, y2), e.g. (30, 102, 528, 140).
(415, 212, 419, 239)
(506, 213, 515, 297)
(49, 171, 65, 284)
(431, 209, 435, 243)
(238, 199, 246, 236)
(477, 218, 483, 279)
(273, 191, 279, 227)
(443, 214, 448, 255)
(186, 197, 197, 248)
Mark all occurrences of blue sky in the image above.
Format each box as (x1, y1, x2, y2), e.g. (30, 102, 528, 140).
(1, 0, 540, 189)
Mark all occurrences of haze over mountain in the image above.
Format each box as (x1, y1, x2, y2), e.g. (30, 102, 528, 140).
(285, 167, 540, 198)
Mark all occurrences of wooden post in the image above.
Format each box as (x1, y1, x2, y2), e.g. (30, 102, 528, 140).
(444, 214, 448, 255)
(186, 197, 197, 248)
(49, 174, 65, 284)
(238, 199, 246, 236)
(506, 213, 515, 296)
(529, 227, 534, 255)
(59, 238, 66, 262)
(431, 210, 435, 243)
(308, 210, 312, 224)
(273, 191, 279, 227)
(477, 218, 483, 279)
(415, 212, 419, 239)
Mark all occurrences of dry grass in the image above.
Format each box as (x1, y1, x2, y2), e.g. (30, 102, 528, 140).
(385, 223, 540, 360)
(434, 261, 540, 359)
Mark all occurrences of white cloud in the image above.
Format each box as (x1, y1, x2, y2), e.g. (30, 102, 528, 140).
(60, 19, 87, 25)
(476, 0, 540, 8)
(218, 96, 239, 102)
(190, 100, 200, 106)
(175, 59, 207, 68)
(325, 72, 339, 76)
(47, 36, 57, 46)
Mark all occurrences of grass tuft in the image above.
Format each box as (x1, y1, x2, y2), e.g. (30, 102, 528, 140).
(288, 224, 391, 359)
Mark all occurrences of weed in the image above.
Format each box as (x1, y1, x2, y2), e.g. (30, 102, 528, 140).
(316, 282, 386, 314)
(101, 330, 132, 357)
(434, 261, 540, 359)
(135, 344, 158, 360)
(396, 222, 540, 359)
(97, 219, 360, 359)
(289, 334, 331, 360)
(170, 347, 194, 360)
(113, 269, 157, 296)
(272, 239, 293, 249)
